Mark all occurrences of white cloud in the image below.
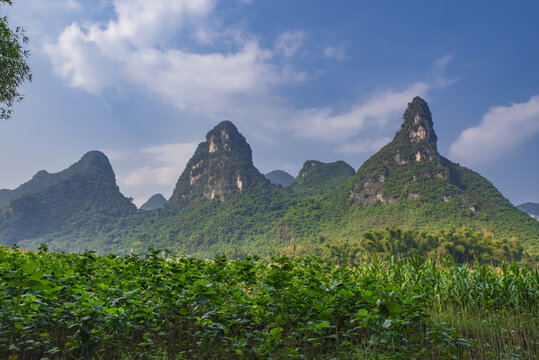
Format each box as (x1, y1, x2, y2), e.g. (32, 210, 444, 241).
(432, 53, 459, 88)
(292, 82, 430, 142)
(45, 23, 118, 94)
(324, 44, 346, 61)
(275, 30, 305, 57)
(336, 137, 392, 154)
(16, 0, 82, 11)
(4, 0, 85, 40)
(122, 166, 180, 187)
(141, 142, 199, 168)
(43, 0, 307, 118)
(111, 141, 199, 206)
(450, 95, 539, 165)
(43, 0, 449, 148)
(64, 0, 81, 10)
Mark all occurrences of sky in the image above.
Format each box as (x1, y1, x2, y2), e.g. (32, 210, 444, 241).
(1, 0, 538, 207)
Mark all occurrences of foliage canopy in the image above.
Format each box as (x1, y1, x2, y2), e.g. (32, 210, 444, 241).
(0, 0, 32, 119)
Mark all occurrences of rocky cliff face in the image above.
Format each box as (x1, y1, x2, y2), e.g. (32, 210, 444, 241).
(168, 121, 269, 206)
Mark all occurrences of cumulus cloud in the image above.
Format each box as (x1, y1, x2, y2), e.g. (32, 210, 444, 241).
(449, 95, 539, 165)
(275, 30, 305, 57)
(323, 44, 346, 61)
(43, 0, 449, 147)
(292, 82, 430, 142)
(44, 0, 304, 117)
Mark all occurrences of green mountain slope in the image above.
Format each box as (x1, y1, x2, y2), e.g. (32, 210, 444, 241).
(0, 151, 136, 249)
(277, 97, 539, 256)
(0, 170, 64, 208)
(118, 99, 537, 258)
(119, 121, 292, 256)
(289, 160, 355, 196)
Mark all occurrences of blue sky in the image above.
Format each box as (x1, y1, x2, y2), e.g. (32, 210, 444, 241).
(1, 0, 538, 207)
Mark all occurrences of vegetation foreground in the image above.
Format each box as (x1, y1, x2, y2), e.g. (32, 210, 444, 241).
(0, 246, 538, 359)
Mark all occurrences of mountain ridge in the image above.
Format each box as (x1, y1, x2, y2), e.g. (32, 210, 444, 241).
(0, 151, 136, 249)
(0, 98, 537, 259)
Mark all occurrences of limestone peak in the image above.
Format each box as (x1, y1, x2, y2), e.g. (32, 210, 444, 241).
(168, 121, 267, 205)
(203, 121, 251, 159)
(388, 97, 440, 164)
(401, 97, 437, 148)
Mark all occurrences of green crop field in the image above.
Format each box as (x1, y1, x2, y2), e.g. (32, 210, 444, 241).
(1, 245, 538, 359)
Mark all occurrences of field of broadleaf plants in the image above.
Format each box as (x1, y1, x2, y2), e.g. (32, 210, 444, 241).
(1, 245, 538, 359)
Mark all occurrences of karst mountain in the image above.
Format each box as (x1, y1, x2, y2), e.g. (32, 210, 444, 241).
(0, 97, 536, 258)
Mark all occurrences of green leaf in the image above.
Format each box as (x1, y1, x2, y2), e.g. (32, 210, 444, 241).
(3, 286, 19, 296)
(320, 310, 331, 320)
(21, 262, 36, 274)
(386, 301, 402, 314)
(357, 309, 369, 317)
(270, 327, 282, 337)
(29, 270, 43, 281)
(314, 321, 330, 331)
(179, 307, 189, 316)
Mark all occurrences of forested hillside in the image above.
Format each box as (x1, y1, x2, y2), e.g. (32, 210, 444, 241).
(0, 98, 537, 260)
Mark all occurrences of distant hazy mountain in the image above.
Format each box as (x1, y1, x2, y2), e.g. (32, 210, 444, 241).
(140, 193, 167, 211)
(0, 151, 136, 250)
(264, 170, 294, 187)
(517, 202, 539, 220)
(289, 160, 355, 196)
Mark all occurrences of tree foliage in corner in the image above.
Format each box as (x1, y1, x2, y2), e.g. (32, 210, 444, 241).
(0, 0, 31, 119)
